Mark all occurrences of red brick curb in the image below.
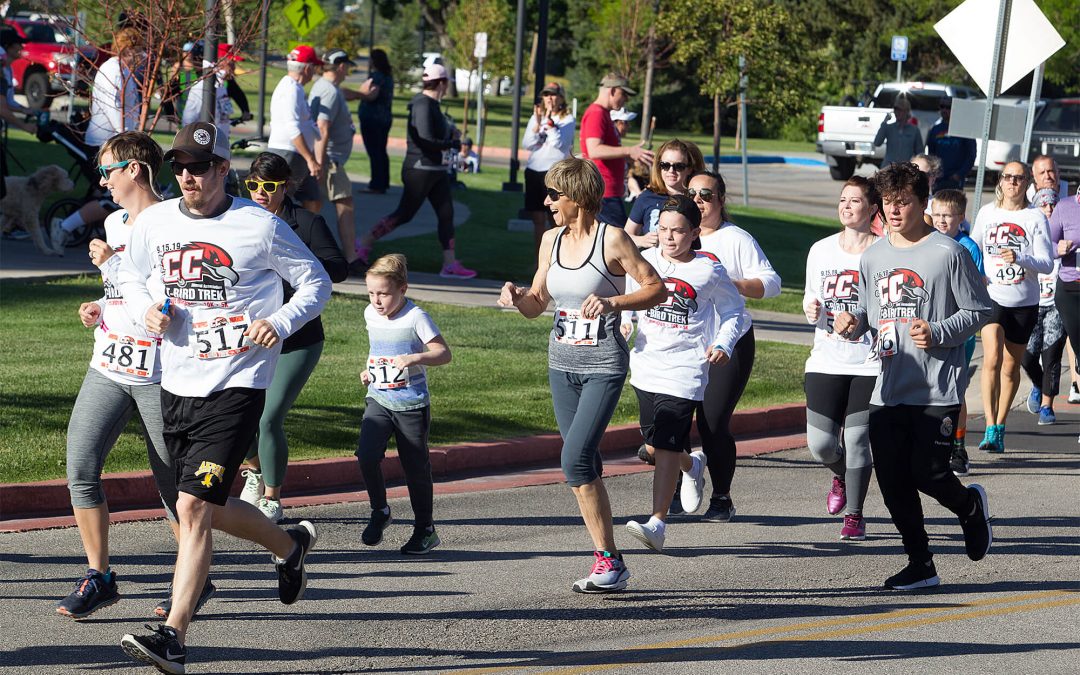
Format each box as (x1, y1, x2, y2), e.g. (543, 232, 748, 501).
(0, 403, 805, 524)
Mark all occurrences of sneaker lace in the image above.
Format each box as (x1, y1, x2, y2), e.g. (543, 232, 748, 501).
(73, 573, 100, 597)
(843, 514, 862, 528)
(830, 477, 845, 496)
(590, 551, 617, 574)
(142, 623, 175, 646)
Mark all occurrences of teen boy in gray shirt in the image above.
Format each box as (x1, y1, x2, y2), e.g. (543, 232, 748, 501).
(835, 162, 993, 591)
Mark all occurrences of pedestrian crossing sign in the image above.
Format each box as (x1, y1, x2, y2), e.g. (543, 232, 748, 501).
(283, 0, 325, 37)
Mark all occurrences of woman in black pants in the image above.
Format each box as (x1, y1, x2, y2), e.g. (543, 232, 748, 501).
(354, 63, 476, 280)
(358, 48, 394, 194)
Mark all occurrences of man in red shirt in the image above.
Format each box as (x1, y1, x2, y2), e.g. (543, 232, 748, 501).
(580, 73, 654, 227)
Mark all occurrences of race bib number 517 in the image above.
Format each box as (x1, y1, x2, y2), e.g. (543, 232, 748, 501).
(192, 312, 252, 359)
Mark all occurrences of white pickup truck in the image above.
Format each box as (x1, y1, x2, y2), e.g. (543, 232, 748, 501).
(817, 82, 978, 180)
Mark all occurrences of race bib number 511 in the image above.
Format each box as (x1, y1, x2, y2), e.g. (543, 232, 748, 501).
(554, 309, 600, 346)
(192, 312, 252, 359)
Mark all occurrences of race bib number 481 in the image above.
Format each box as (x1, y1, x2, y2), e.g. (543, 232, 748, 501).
(99, 333, 158, 378)
(192, 312, 252, 359)
(554, 309, 600, 346)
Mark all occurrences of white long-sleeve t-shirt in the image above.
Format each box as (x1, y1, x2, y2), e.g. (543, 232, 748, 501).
(971, 203, 1054, 307)
(116, 197, 331, 397)
(698, 222, 782, 327)
(522, 113, 575, 172)
(182, 62, 233, 139)
(268, 75, 318, 153)
(86, 57, 140, 147)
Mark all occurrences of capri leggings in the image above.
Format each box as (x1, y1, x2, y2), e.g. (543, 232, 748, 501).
(65, 368, 177, 520)
(549, 369, 626, 487)
(370, 167, 455, 251)
(804, 371, 876, 516)
(695, 327, 755, 498)
(1022, 305, 1066, 397)
(245, 341, 324, 489)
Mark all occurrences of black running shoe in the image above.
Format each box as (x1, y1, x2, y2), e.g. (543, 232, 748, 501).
(884, 560, 940, 590)
(950, 443, 970, 477)
(637, 444, 654, 465)
(120, 623, 186, 674)
(361, 508, 392, 546)
(960, 484, 992, 561)
(400, 526, 441, 555)
(56, 568, 119, 619)
(348, 257, 370, 277)
(702, 495, 736, 522)
(275, 520, 317, 605)
(154, 577, 217, 619)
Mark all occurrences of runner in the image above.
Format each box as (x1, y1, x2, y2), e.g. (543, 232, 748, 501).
(801, 176, 881, 541)
(834, 162, 993, 590)
(686, 170, 781, 520)
(624, 139, 705, 249)
(1022, 188, 1065, 426)
(356, 254, 452, 554)
(970, 161, 1054, 453)
(1048, 182, 1080, 441)
(238, 152, 349, 522)
(621, 195, 748, 552)
(115, 122, 331, 674)
(498, 157, 665, 593)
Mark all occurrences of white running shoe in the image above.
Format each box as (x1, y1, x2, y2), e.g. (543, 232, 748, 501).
(257, 497, 283, 523)
(680, 450, 707, 514)
(1070, 382, 1080, 405)
(239, 469, 265, 505)
(626, 520, 665, 552)
(49, 218, 68, 256)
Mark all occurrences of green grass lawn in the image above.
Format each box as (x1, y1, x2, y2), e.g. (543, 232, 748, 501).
(0, 277, 810, 483)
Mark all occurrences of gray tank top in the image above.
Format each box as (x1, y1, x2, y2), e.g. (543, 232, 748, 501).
(546, 223, 628, 374)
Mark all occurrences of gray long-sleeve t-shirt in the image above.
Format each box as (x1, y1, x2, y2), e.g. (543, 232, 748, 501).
(851, 231, 991, 407)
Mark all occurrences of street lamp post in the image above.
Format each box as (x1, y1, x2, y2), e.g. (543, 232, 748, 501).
(503, 0, 526, 192)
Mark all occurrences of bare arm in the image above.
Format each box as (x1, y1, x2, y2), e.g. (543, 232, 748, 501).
(396, 335, 451, 368)
(315, 119, 330, 166)
(498, 229, 557, 318)
(732, 278, 765, 298)
(587, 226, 666, 315)
(585, 136, 654, 165)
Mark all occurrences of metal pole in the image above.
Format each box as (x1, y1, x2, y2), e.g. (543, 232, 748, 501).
(972, 0, 1011, 216)
(640, 0, 660, 144)
(201, 0, 218, 124)
(503, 0, 525, 191)
(739, 54, 749, 206)
(896, 61, 902, 83)
(476, 56, 485, 167)
(1021, 62, 1044, 163)
(532, 0, 549, 103)
(256, 0, 270, 137)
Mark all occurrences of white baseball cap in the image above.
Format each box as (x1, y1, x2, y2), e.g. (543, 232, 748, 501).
(610, 108, 638, 122)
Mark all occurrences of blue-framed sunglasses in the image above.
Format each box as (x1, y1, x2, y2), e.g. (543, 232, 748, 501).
(97, 159, 135, 179)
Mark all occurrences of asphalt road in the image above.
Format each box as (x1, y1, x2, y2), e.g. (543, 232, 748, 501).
(3, 444, 1078, 674)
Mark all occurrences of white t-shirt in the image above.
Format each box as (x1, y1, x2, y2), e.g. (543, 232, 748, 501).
(802, 232, 880, 376)
(364, 300, 441, 411)
(268, 75, 318, 153)
(697, 222, 782, 329)
(116, 197, 331, 397)
(522, 113, 576, 172)
(182, 62, 233, 140)
(626, 248, 748, 401)
(971, 203, 1054, 307)
(86, 57, 140, 147)
(89, 210, 166, 385)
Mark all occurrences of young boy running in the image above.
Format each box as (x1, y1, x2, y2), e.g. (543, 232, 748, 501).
(835, 162, 994, 590)
(357, 254, 452, 554)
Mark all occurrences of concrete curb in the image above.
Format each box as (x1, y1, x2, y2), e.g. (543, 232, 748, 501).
(0, 403, 805, 523)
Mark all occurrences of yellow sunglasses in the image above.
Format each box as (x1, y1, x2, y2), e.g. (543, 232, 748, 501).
(245, 179, 287, 194)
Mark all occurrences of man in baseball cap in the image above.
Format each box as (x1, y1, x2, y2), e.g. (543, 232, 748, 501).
(422, 62, 449, 82)
(267, 44, 323, 212)
(599, 74, 636, 95)
(165, 120, 231, 163)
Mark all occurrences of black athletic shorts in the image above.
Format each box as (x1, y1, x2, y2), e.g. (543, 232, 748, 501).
(634, 386, 697, 452)
(161, 387, 266, 506)
(524, 168, 548, 212)
(988, 301, 1038, 345)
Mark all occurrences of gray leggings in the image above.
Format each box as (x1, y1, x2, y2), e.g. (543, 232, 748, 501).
(804, 372, 875, 515)
(549, 369, 626, 487)
(65, 368, 177, 520)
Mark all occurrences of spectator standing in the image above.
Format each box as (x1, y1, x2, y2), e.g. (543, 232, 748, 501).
(523, 82, 575, 251)
(182, 43, 244, 140)
(1027, 155, 1070, 202)
(358, 48, 394, 194)
(268, 45, 323, 214)
(925, 98, 976, 191)
(873, 97, 922, 168)
(580, 74, 653, 227)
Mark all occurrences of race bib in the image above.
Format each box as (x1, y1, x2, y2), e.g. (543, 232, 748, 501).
(823, 309, 861, 343)
(987, 249, 1025, 285)
(866, 320, 898, 363)
(191, 311, 252, 359)
(1038, 274, 1055, 301)
(99, 332, 158, 378)
(367, 356, 409, 390)
(554, 309, 600, 346)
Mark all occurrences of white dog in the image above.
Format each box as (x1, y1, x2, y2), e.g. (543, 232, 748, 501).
(1, 164, 76, 256)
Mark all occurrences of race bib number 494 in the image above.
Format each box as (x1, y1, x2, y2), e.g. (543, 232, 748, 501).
(99, 333, 158, 378)
(554, 309, 600, 346)
(192, 312, 252, 359)
(367, 356, 409, 390)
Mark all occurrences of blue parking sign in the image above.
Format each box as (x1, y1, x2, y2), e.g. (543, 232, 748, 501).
(891, 35, 908, 62)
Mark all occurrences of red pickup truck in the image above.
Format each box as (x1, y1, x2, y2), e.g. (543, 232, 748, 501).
(3, 17, 78, 109)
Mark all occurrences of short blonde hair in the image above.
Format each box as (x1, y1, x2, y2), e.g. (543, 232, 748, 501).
(366, 253, 408, 287)
(546, 157, 603, 216)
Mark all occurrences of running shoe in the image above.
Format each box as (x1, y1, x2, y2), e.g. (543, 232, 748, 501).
(827, 476, 847, 515)
(439, 261, 478, 279)
(121, 623, 185, 674)
(679, 450, 707, 514)
(960, 484, 992, 562)
(49, 218, 68, 255)
(571, 551, 630, 593)
(626, 520, 665, 552)
(840, 514, 866, 541)
(1026, 386, 1042, 414)
(257, 497, 284, 523)
(348, 257, 370, 277)
(239, 469, 264, 505)
(981, 425, 1005, 454)
(154, 578, 216, 619)
(400, 526, 441, 555)
(701, 495, 736, 522)
(977, 426, 995, 451)
(950, 444, 971, 477)
(1069, 382, 1080, 404)
(1038, 406, 1056, 426)
(361, 508, 392, 546)
(354, 244, 372, 265)
(274, 520, 317, 605)
(884, 560, 940, 590)
(637, 443, 654, 465)
(56, 568, 119, 619)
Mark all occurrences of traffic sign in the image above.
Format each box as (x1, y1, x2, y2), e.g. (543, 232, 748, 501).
(474, 32, 488, 60)
(891, 35, 908, 62)
(283, 0, 325, 37)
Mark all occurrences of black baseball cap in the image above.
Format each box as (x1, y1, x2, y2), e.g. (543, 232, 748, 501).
(164, 121, 231, 163)
(660, 194, 702, 229)
(323, 49, 355, 66)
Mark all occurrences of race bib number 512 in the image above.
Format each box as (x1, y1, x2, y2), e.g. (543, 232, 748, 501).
(192, 312, 252, 359)
(554, 309, 600, 346)
(367, 356, 409, 390)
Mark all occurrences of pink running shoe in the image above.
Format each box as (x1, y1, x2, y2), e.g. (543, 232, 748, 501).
(840, 514, 866, 540)
(354, 244, 372, 264)
(440, 260, 478, 279)
(827, 476, 847, 515)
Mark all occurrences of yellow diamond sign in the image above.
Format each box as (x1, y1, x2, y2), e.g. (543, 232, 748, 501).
(283, 0, 326, 37)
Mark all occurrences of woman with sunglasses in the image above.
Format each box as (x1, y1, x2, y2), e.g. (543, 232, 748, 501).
(236, 152, 348, 521)
(685, 170, 781, 522)
(624, 139, 705, 249)
(523, 82, 575, 252)
(970, 161, 1054, 453)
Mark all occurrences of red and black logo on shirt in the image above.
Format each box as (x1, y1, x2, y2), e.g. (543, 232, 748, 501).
(983, 222, 1028, 255)
(875, 267, 928, 320)
(646, 277, 698, 328)
(158, 241, 239, 304)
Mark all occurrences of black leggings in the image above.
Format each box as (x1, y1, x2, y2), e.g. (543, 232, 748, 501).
(1056, 279, 1080, 375)
(371, 167, 455, 251)
(695, 327, 755, 497)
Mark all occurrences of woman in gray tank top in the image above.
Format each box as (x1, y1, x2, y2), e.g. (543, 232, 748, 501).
(499, 157, 665, 594)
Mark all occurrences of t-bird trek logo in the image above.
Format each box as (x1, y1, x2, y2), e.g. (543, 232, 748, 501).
(158, 241, 240, 303)
(875, 268, 929, 320)
(820, 268, 860, 314)
(646, 277, 698, 328)
(984, 222, 1028, 256)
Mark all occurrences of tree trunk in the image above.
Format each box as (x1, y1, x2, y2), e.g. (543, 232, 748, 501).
(713, 92, 721, 173)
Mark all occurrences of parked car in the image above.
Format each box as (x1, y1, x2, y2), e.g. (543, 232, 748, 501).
(1028, 98, 1080, 180)
(2, 17, 78, 109)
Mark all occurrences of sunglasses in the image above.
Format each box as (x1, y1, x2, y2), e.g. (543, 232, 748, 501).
(1000, 173, 1026, 184)
(545, 188, 565, 201)
(170, 160, 216, 177)
(687, 187, 714, 201)
(658, 161, 688, 172)
(245, 179, 287, 194)
(97, 159, 134, 179)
